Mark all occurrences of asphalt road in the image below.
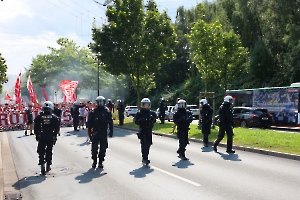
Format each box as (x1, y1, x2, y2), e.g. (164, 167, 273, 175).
(4, 127, 300, 200)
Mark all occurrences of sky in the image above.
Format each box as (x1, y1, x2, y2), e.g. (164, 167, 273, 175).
(0, 0, 202, 77)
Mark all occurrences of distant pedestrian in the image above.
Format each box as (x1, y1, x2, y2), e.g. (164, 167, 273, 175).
(24, 104, 34, 136)
(200, 99, 213, 147)
(213, 95, 235, 153)
(159, 98, 167, 124)
(117, 100, 125, 125)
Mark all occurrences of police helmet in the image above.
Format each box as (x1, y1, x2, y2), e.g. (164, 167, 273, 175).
(178, 99, 186, 109)
(200, 99, 208, 105)
(224, 95, 233, 103)
(117, 99, 122, 103)
(96, 96, 106, 107)
(108, 99, 112, 103)
(141, 98, 151, 109)
(42, 101, 54, 111)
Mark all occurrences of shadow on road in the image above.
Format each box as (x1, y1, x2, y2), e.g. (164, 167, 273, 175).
(129, 166, 154, 178)
(16, 135, 33, 139)
(201, 146, 214, 152)
(12, 175, 46, 190)
(218, 152, 242, 161)
(75, 168, 107, 184)
(172, 160, 195, 169)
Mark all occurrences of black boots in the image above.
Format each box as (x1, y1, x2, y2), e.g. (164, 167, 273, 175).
(142, 159, 150, 166)
(41, 163, 46, 175)
(92, 160, 104, 168)
(226, 150, 235, 154)
(92, 160, 97, 168)
(46, 164, 51, 172)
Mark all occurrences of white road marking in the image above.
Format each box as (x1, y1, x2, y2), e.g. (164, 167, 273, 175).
(150, 165, 201, 187)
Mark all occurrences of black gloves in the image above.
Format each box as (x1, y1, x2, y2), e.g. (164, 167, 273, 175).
(136, 132, 141, 139)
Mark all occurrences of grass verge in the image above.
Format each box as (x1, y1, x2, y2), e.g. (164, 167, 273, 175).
(113, 118, 300, 155)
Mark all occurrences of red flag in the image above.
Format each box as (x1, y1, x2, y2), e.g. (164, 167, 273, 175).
(71, 93, 76, 102)
(59, 80, 79, 102)
(63, 95, 66, 104)
(27, 75, 38, 103)
(14, 72, 22, 104)
(5, 91, 12, 101)
(42, 85, 48, 101)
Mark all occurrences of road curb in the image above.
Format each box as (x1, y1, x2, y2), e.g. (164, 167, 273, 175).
(115, 125, 300, 161)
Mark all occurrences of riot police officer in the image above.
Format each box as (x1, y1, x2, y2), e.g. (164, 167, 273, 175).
(200, 99, 213, 147)
(159, 98, 167, 124)
(213, 95, 235, 153)
(173, 99, 193, 160)
(88, 96, 113, 168)
(134, 98, 157, 165)
(34, 101, 60, 175)
(117, 100, 125, 125)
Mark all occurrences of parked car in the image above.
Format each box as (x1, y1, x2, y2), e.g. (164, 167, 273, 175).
(214, 107, 273, 128)
(187, 105, 199, 119)
(125, 106, 138, 117)
(167, 106, 175, 122)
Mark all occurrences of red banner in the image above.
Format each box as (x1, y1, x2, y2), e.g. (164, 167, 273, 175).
(5, 91, 12, 101)
(14, 72, 21, 104)
(42, 85, 48, 101)
(59, 80, 79, 102)
(27, 75, 38, 103)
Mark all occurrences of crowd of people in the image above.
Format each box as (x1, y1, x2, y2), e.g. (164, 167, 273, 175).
(0, 100, 125, 132)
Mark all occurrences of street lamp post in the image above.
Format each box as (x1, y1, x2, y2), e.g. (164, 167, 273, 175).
(97, 59, 100, 96)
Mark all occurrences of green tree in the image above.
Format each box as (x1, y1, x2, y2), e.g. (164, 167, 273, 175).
(187, 4, 224, 93)
(216, 30, 249, 91)
(29, 38, 110, 95)
(90, 0, 177, 106)
(0, 53, 8, 93)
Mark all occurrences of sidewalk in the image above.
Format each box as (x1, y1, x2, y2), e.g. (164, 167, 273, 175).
(115, 125, 300, 161)
(0, 132, 22, 200)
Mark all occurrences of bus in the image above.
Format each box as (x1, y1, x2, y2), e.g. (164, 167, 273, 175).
(226, 83, 300, 126)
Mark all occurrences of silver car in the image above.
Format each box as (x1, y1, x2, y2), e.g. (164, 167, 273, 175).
(125, 106, 138, 117)
(187, 105, 199, 119)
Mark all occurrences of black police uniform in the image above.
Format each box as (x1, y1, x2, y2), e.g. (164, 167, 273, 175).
(200, 104, 213, 146)
(134, 108, 156, 164)
(88, 106, 113, 168)
(53, 107, 62, 134)
(159, 100, 167, 124)
(117, 102, 125, 125)
(213, 102, 235, 153)
(173, 108, 193, 159)
(34, 110, 59, 175)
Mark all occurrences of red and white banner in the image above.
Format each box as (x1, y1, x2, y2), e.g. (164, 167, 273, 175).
(42, 85, 48, 101)
(5, 91, 12, 101)
(14, 72, 22, 104)
(59, 80, 79, 102)
(27, 75, 38, 103)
